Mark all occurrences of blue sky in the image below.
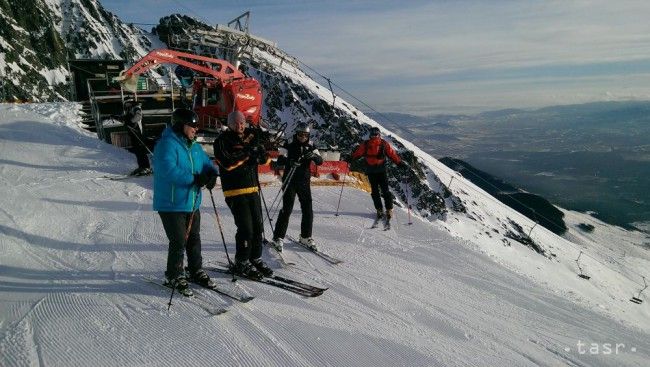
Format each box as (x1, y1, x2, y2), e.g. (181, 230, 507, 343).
(103, 0, 650, 115)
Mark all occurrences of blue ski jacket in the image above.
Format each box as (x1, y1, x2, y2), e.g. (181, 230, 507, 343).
(153, 127, 218, 212)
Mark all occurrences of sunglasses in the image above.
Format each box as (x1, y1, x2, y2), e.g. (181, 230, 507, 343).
(297, 132, 309, 137)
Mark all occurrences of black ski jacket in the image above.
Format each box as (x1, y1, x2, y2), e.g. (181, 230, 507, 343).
(213, 128, 270, 198)
(275, 137, 323, 186)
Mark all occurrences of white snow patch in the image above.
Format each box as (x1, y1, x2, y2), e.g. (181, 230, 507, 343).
(40, 65, 69, 85)
(0, 103, 648, 367)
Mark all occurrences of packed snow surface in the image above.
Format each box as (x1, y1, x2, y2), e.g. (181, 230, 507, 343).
(0, 103, 648, 366)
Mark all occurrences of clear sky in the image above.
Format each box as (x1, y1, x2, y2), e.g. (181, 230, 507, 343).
(103, 0, 650, 115)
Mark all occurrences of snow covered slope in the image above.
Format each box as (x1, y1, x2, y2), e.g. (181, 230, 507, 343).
(1, 103, 648, 366)
(253, 48, 650, 328)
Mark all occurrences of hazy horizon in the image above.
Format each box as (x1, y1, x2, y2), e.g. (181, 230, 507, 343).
(370, 101, 650, 232)
(103, 0, 650, 115)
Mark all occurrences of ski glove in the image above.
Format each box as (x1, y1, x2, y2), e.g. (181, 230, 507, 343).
(193, 172, 212, 188)
(205, 175, 217, 190)
(301, 151, 314, 162)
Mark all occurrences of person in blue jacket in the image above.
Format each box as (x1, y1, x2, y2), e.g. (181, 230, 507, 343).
(153, 108, 218, 296)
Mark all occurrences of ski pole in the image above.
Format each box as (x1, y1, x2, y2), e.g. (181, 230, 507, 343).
(268, 164, 298, 216)
(269, 167, 298, 219)
(255, 166, 277, 247)
(404, 176, 413, 225)
(268, 164, 299, 220)
(125, 125, 154, 155)
(258, 180, 275, 233)
(208, 189, 236, 282)
(334, 163, 349, 216)
(167, 284, 176, 311)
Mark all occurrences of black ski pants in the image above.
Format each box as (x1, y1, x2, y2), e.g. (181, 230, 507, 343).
(225, 193, 264, 263)
(273, 181, 313, 239)
(367, 171, 393, 211)
(126, 127, 151, 169)
(159, 210, 202, 279)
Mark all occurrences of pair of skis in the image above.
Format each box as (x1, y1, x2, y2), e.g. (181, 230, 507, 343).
(145, 263, 325, 314)
(283, 236, 343, 265)
(145, 274, 255, 312)
(144, 276, 228, 316)
(101, 171, 153, 181)
(103, 174, 151, 181)
(208, 266, 328, 298)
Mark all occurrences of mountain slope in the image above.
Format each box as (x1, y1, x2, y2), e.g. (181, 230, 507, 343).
(439, 157, 568, 235)
(1, 103, 649, 366)
(0, 0, 159, 101)
(241, 41, 650, 324)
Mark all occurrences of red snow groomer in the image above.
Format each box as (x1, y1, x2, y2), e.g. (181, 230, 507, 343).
(114, 48, 262, 131)
(115, 48, 351, 183)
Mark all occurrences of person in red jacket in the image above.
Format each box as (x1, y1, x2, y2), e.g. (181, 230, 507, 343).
(351, 126, 402, 225)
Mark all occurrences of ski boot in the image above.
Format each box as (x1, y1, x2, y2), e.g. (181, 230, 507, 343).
(371, 210, 384, 228)
(231, 260, 263, 280)
(299, 236, 318, 251)
(270, 237, 284, 252)
(251, 258, 274, 277)
(164, 275, 193, 297)
(384, 209, 393, 230)
(130, 167, 152, 176)
(189, 269, 215, 288)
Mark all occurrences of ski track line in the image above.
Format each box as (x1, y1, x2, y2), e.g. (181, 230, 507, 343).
(262, 297, 438, 367)
(0, 298, 47, 367)
(235, 310, 313, 366)
(312, 230, 528, 366)
(527, 338, 585, 367)
(28, 292, 142, 367)
(111, 300, 139, 332)
(0, 206, 19, 227)
(304, 254, 456, 356)
(242, 296, 341, 365)
(100, 283, 231, 367)
(6, 230, 76, 275)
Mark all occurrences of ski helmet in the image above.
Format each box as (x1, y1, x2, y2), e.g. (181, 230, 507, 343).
(369, 127, 380, 137)
(295, 122, 310, 134)
(171, 108, 198, 128)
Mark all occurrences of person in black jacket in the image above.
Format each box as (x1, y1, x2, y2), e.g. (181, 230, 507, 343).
(271, 122, 323, 251)
(123, 101, 153, 176)
(213, 111, 273, 279)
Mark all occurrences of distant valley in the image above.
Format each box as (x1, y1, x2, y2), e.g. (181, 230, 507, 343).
(369, 101, 650, 232)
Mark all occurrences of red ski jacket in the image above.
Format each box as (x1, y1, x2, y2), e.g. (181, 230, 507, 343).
(351, 137, 401, 172)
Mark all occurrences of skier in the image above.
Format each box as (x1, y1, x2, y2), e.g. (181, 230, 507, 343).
(123, 101, 153, 176)
(271, 122, 323, 252)
(350, 126, 402, 228)
(212, 110, 274, 279)
(153, 108, 218, 296)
